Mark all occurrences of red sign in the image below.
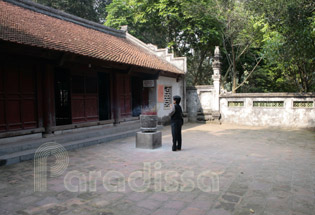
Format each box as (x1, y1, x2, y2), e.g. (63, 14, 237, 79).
(158, 85, 164, 103)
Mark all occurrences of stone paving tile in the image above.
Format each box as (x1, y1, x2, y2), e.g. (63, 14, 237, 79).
(291, 186, 314, 198)
(88, 199, 110, 208)
(249, 180, 273, 193)
(136, 199, 162, 210)
(151, 208, 178, 215)
(171, 191, 199, 202)
(178, 207, 206, 215)
(214, 200, 236, 212)
(163, 200, 187, 210)
(263, 212, 292, 215)
(188, 199, 213, 211)
(126, 192, 150, 201)
(233, 207, 260, 215)
(290, 195, 315, 215)
(148, 192, 170, 201)
(207, 208, 232, 215)
(104, 200, 152, 215)
(221, 194, 241, 204)
(35, 196, 60, 206)
(0, 123, 315, 215)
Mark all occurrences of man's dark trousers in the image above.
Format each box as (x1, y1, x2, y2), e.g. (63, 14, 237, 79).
(171, 119, 182, 151)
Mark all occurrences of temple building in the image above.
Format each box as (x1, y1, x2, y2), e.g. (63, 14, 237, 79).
(0, 0, 186, 146)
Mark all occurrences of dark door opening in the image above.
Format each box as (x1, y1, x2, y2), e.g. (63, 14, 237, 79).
(116, 74, 132, 118)
(98, 72, 111, 120)
(55, 69, 71, 125)
(131, 77, 149, 117)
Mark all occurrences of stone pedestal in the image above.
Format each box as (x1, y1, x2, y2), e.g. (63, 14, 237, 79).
(136, 131, 162, 149)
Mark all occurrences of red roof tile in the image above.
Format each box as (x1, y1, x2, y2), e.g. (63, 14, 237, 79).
(0, 1, 183, 74)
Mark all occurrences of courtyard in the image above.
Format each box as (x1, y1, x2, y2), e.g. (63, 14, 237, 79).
(0, 123, 314, 215)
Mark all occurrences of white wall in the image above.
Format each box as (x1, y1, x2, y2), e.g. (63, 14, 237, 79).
(220, 94, 315, 128)
(186, 86, 215, 121)
(156, 76, 184, 123)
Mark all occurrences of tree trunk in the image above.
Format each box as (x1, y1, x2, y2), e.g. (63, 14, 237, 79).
(231, 42, 237, 93)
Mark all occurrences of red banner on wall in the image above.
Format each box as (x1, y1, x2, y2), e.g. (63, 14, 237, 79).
(158, 85, 164, 103)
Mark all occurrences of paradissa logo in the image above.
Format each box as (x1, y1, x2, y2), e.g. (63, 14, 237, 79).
(64, 162, 219, 193)
(34, 143, 219, 193)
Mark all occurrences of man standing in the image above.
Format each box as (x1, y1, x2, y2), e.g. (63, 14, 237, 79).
(169, 95, 183, 151)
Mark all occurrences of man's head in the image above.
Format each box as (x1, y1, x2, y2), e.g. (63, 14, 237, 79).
(173, 95, 181, 104)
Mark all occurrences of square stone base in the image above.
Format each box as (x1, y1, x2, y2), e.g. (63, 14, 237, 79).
(136, 131, 162, 149)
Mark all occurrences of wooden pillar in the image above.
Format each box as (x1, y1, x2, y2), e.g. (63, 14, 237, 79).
(36, 67, 43, 128)
(43, 64, 55, 134)
(113, 73, 121, 124)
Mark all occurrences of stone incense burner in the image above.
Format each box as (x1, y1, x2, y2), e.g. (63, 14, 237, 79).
(136, 111, 161, 149)
(140, 114, 158, 132)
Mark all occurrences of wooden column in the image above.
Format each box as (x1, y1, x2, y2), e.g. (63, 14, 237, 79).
(113, 73, 121, 124)
(43, 64, 55, 134)
(36, 67, 43, 128)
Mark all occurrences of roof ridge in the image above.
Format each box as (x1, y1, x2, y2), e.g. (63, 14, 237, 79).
(3, 0, 126, 38)
(125, 33, 183, 74)
(1, 0, 185, 74)
(126, 33, 186, 73)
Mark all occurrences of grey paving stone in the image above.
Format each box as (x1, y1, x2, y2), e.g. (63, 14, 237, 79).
(226, 183, 248, 197)
(207, 208, 232, 215)
(214, 201, 236, 212)
(0, 123, 314, 215)
(136, 199, 162, 210)
(46, 205, 68, 215)
(148, 192, 169, 201)
(178, 207, 206, 215)
(163, 200, 186, 210)
(35, 196, 59, 206)
(233, 207, 257, 215)
(290, 195, 315, 215)
(221, 194, 240, 203)
(151, 208, 178, 215)
(188, 199, 213, 210)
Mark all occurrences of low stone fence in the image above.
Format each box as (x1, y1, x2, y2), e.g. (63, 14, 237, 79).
(220, 93, 315, 128)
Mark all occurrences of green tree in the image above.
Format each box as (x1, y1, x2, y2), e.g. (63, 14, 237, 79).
(35, 0, 315, 92)
(245, 0, 315, 92)
(216, 0, 265, 93)
(33, 0, 112, 23)
(105, 0, 222, 86)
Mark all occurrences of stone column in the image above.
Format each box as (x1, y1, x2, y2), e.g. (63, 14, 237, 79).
(212, 46, 221, 117)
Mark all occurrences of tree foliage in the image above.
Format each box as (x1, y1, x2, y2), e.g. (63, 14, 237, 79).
(105, 0, 314, 92)
(244, 0, 315, 92)
(34, 0, 315, 92)
(216, 1, 265, 92)
(33, 0, 112, 23)
(105, 0, 222, 86)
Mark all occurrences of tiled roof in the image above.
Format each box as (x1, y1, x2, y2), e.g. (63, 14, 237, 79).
(0, 0, 184, 74)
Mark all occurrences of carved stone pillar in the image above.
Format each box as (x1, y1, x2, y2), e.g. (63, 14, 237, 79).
(212, 46, 221, 120)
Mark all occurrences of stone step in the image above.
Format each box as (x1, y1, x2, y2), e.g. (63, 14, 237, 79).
(197, 115, 214, 121)
(0, 128, 140, 166)
(0, 121, 140, 156)
(197, 112, 214, 116)
(198, 120, 222, 125)
(196, 117, 221, 124)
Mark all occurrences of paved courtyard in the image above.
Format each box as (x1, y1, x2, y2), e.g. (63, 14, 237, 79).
(0, 123, 315, 215)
